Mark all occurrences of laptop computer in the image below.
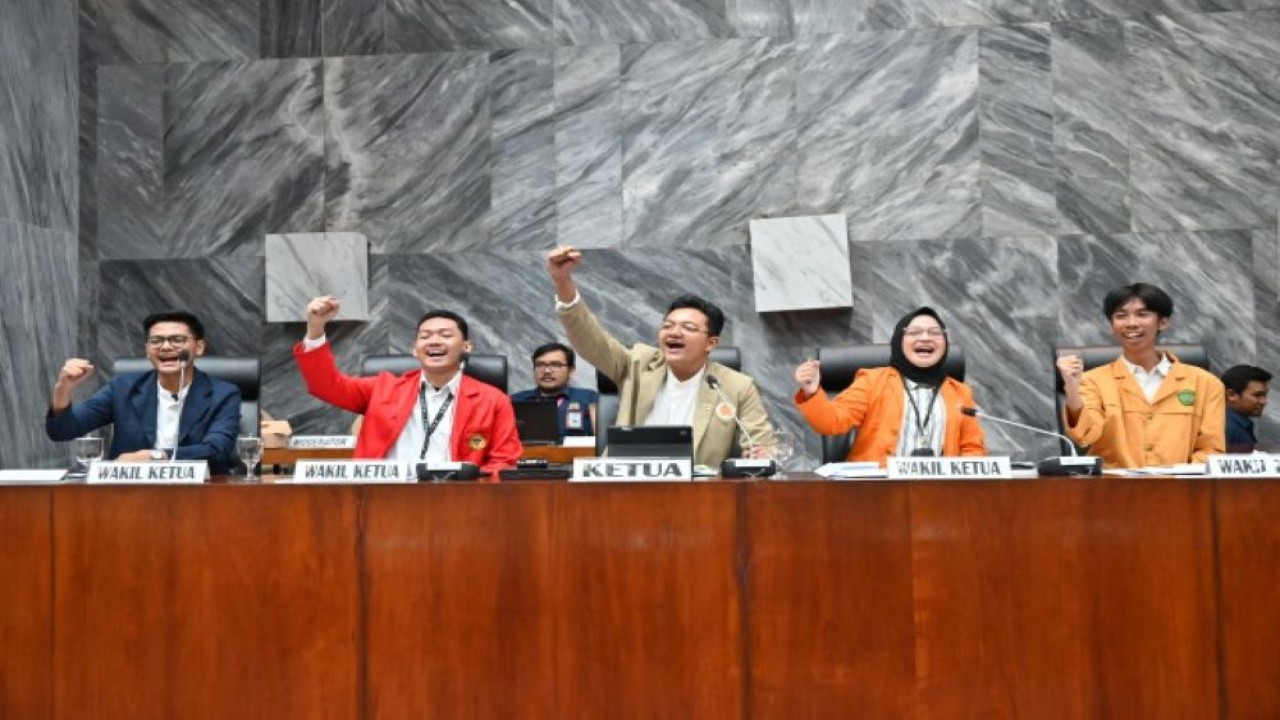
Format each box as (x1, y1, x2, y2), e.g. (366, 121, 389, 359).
(512, 399, 560, 446)
(606, 425, 694, 464)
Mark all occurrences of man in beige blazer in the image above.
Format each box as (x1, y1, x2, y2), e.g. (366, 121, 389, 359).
(546, 247, 775, 468)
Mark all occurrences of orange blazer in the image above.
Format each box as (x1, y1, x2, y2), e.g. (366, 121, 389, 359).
(1063, 356, 1225, 468)
(795, 366, 986, 464)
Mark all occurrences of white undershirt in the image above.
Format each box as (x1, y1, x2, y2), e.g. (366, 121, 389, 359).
(645, 366, 706, 426)
(154, 378, 191, 454)
(1123, 353, 1172, 403)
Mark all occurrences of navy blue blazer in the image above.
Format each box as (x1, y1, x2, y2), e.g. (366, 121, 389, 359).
(45, 369, 242, 474)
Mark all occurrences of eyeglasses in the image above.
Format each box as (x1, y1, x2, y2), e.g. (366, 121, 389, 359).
(903, 327, 946, 338)
(660, 321, 710, 334)
(146, 335, 191, 347)
(534, 361, 569, 370)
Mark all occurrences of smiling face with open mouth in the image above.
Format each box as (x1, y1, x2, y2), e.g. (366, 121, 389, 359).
(414, 317, 472, 381)
(657, 307, 719, 380)
(901, 315, 947, 369)
(1109, 297, 1168, 357)
(144, 320, 203, 377)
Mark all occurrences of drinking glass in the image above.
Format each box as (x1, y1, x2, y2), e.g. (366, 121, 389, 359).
(237, 435, 264, 482)
(768, 430, 796, 479)
(73, 435, 104, 473)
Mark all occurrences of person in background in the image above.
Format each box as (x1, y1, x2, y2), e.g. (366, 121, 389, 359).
(511, 342, 598, 441)
(1221, 364, 1271, 453)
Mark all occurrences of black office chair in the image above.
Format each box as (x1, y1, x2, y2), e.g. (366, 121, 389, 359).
(1051, 343, 1208, 453)
(360, 353, 509, 394)
(813, 344, 967, 463)
(594, 347, 742, 454)
(112, 356, 261, 437)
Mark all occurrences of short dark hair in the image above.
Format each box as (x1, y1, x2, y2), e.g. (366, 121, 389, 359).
(1102, 283, 1174, 320)
(532, 342, 575, 368)
(416, 310, 469, 340)
(142, 311, 205, 341)
(665, 295, 726, 337)
(1221, 365, 1273, 394)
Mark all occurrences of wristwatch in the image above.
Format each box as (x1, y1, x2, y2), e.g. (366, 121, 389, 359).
(149, 449, 167, 461)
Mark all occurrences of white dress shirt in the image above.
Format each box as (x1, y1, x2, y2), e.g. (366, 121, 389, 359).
(154, 378, 191, 456)
(1123, 353, 1172, 403)
(645, 366, 706, 427)
(893, 379, 946, 456)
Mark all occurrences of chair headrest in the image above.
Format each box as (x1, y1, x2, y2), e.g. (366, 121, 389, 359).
(112, 356, 261, 400)
(596, 346, 742, 394)
(815, 344, 966, 394)
(361, 353, 509, 394)
(1052, 344, 1209, 393)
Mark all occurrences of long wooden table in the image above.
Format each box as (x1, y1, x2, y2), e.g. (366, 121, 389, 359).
(2, 477, 1277, 719)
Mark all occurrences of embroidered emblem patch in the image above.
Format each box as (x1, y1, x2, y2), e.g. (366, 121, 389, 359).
(714, 401, 736, 421)
(1177, 389, 1196, 406)
(468, 434, 487, 450)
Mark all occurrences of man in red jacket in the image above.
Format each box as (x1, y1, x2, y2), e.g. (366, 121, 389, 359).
(294, 296, 521, 473)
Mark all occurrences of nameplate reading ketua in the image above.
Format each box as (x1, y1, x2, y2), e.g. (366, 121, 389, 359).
(292, 461, 411, 484)
(1207, 454, 1280, 478)
(88, 461, 208, 484)
(571, 457, 694, 482)
(887, 456, 1012, 480)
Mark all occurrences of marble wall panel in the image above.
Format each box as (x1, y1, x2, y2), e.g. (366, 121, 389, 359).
(1128, 11, 1280, 232)
(490, 49, 556, 250)
(165, 59, 325, 257)
(795, 28, 980, 241)
(727, 0, 792, 38)
(322, 0, 385, 56)
(554, 0, 730, 44)
(553, 44, 622, 248)
(749, 214, 852, 312)
(979, 23, 1058, 237)
(1052, 18, 1131, 235)
(81, 0, 258, 65)
(96, 64, 163, 260)
(260, 0, 322, 58)
(621, 37, 795, 247)
(325, 52, 491, 254)
(1252, 225, 1280, 443)
(1057, 230, 1255, 366)
(264, 232, 370, 322)
(1049, 0, 1280, 23)
(385, 0, 553, 52)
(0, 0, 77, 232)
(0, 221, 79, 469)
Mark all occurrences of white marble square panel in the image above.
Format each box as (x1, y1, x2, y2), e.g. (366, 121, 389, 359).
(749, 214, 852, 313)
(265, 232, 370, 322)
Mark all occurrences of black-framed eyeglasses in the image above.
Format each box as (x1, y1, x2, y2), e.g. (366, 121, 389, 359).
(146, 335, 191, 347)
(534, 361, 569, 370)
(660, 321, 710, 334)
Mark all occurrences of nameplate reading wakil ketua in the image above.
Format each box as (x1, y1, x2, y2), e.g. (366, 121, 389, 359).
(571, 457, 694, 482)
(288, 435, 357, 449)
(887, 456, 1012, 480)
(88, 461, 208, 484)
(1207, 454, 1280, 478)
(292, 460, 410, 484)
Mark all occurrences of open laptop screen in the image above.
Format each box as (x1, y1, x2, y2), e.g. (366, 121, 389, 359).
(606, 425, 693, 464)
(513, 399, 560, 446)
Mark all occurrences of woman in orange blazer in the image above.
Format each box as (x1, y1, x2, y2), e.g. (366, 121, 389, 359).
(794, 307, 986, 464)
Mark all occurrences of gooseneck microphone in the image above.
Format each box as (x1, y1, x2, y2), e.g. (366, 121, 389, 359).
(171, 349, 191, 461)
(960, 406, 1102, 476)
(706, 374, 776, 478)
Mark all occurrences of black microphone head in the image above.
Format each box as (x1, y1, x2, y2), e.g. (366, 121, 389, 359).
(177, 349, 191, 363)
(960, 406, 979, 417)
(705, 374, 720, 389)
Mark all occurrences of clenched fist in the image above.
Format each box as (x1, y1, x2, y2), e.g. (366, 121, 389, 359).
(795, 359, 822, 398)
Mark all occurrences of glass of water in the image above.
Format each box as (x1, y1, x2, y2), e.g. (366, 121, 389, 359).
(73, 435, 104, 473)
(768, 430, 796, 479)
(237, 435, 264, 483)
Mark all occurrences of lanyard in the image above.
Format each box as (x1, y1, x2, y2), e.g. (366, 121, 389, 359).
(904, 382, 940, 449)
(418, 383, 455, 460)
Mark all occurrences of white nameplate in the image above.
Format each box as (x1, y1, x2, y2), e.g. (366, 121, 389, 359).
(1207, 454, 1280, 478)
(293, 460, 411, 484)
(288, 435, 357, 449)
(571, 457, 694, 482)
(887, 456, 1012, 480)
(88, 461, 208, 484)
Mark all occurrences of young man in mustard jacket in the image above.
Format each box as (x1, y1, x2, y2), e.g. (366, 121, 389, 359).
(1056, 283, 1225, 469)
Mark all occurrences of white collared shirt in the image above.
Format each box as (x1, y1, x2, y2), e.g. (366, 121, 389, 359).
(388, 371, 463, 464)
(154, 378, 191, 454)
(1123, 353, 1172, 403)
(893, 379, 946, 456)
(645, 365, 706, 427)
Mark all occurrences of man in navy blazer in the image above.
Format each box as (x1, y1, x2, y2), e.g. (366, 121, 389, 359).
(46, 311, 241, 474)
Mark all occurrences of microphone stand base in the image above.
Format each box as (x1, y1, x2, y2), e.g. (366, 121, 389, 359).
(1037, 456, 1103, 476)
(720, 458, 777, 479)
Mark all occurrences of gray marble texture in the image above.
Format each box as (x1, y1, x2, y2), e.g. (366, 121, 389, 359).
(387, 0, 553, 52)
(81, 0, 258, 64)
(491, 49, 557, 250)
(555, 0, 730, 44)
(0, 0, 77, 232)
(794, 28, 981, 241)
(554, 44, 622, 248)
(265, 232, 370, 322)
(0, 221, 79, 469)
(325, 52, 491, 254)
(749, 214, 852, 312)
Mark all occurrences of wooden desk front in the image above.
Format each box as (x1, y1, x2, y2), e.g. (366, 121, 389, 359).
(2, 478, 1277, 719)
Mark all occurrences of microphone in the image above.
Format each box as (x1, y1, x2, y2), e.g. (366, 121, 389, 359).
(706, 374, 776, 478)
(960, 406, 1102, 476)
(171, 350, 192, 461)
